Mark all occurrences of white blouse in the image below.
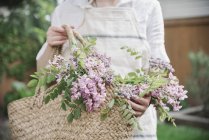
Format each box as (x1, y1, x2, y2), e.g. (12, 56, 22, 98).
(36, 0, 170, 64)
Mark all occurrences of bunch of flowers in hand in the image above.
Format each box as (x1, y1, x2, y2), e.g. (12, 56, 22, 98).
(28, 25, 187, 129)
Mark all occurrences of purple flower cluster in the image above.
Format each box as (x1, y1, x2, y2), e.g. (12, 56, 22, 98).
(48, 55, 67, 69)
(69, 55, 78, 69)
(70, 51, 113, 112)
(48, 55, 69, 83)
(71, 74, 106, 112)
(149, 58, 175, 73)
(48, 51, 113, 112)
(85, 52, 111, 76)
(84, 52, 114, 84)
(151, 72, 188, 111)
(116, 84, 148, 99)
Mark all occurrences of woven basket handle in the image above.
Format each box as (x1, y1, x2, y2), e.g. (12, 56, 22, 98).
(33, 25, 87, 108)
(53, 25, 87, 56)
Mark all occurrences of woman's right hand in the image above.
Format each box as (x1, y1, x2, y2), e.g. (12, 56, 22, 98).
(46, 26, 68, 47)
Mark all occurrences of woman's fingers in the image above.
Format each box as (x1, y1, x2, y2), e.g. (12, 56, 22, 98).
(49, 40, 66, 46)
(51, 26, 65, 33)
(47, 35, 67, 46)
(47, 25, 69, 47)
(52, 36, 67, 41)
(133, 111, 143, 117)
(127, 100, 146, 112)
(47, 26, 67, 37)
(130, 96, 150, 107)
(128, 95, 152, 117)
(62, 25, 75, 29)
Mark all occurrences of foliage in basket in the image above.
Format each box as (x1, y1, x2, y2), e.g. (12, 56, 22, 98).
(28, 25, 188, 129)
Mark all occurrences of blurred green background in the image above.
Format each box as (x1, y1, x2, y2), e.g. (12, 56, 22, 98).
(0, 0, 209, 140)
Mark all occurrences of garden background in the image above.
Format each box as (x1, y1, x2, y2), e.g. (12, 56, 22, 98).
(0, 0, 209, 139)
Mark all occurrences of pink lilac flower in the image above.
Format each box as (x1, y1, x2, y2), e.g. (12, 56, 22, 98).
(149, 58, 175, 73)
(69, 55, 78, 69)
(48, 55, 67, 69)
(84, 51, 114, 84)
(47, 55, 70, 83)
(71, 74, 106, 112)
(84, 52, 112, 78)
(116, 84, 148, 99)
(151, 72, 188, 111)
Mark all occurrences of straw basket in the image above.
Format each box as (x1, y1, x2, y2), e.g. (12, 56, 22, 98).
(8, 25, 133, 140)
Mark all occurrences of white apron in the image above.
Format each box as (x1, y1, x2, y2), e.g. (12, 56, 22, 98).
(61, 5, 158, 140)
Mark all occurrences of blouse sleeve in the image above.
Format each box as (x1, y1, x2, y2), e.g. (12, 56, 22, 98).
(36, 8, 62, 71)
(146, 1, 170, 63)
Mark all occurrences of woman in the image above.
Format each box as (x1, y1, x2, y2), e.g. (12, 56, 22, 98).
(36, 0, 170, 139)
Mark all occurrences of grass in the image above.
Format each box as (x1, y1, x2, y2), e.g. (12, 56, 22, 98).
(157, 123, 209, 140)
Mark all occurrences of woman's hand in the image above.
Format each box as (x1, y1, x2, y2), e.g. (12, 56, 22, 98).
(46, 26, 68, 47)
(128, 95, 151, 117)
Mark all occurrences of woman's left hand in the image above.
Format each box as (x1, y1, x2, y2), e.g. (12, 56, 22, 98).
(128, 95, 151, 117)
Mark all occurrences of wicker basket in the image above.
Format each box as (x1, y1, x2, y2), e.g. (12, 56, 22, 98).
(7, 25, 133, 140)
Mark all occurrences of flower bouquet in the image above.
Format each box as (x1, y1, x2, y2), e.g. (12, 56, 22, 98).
(26, 25, 187, 138)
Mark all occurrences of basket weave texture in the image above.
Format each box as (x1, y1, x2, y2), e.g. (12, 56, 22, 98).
(8, 87, 133, 140)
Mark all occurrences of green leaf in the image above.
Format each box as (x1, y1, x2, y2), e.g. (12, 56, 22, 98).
(67, 112, 74, 123)
(101, 108, 110, 114)
(38, 75, 47, 86)
(27, 79, 38, 88)
(122, 109, 129, 118)
(50, 65, 58, 73)
(135, 69, 141, 73)
(74, 98, 83, 105)
(30, 74, 38, 79)
(73, 108, 81, 119)
(127, 104, 132, 110)
(127, 118, 135, 125)
(128, 72, 137, 77)
(34, 71, 41, 76)
(50, 89, 59, 100)
(44, 95, 50, 104)
(120, 46, 127, 50)
(88, 37, 97, 43)
(79, 52, 86, 59)
(100, 108, 110, 121)
(61, 102, 67, 111)
(64, 89, 69, 97)
(66, 77, 75, 87)
(135, 56, 141, 60)
(79, 60, 85, 69)
(65, 102, 77, 108)
(46, 74, 56, 84)
(58, 80, 66, 93)
(120, 104, 127, 110)
(80, 103, 86, 111)
(100, 112, 108, 121)
(127, 48, 132, 52)
(129, 118, 139, 129)
(108, 99, 115, 109)
(125, 113, 133, 120)
(131, 51, 138, 56)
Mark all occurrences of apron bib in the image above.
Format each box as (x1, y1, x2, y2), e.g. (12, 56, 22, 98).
(62, 5, 157, 140)
(62, 7, 150, 77)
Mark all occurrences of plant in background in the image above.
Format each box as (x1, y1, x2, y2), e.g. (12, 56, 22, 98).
(186, 51, 209, 117)
(0, 0, 25, 8)
(0, 0, 56, 80)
